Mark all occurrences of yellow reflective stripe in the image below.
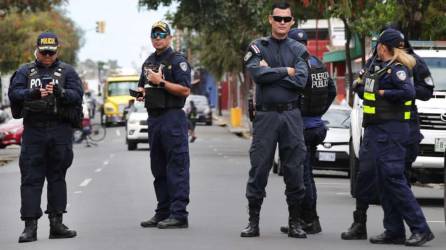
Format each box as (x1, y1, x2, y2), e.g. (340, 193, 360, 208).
(364, 92, 376, 101)
(404, 100, 412, 106)
(363, 105, 375, 114)
(404, 112, 411, 120)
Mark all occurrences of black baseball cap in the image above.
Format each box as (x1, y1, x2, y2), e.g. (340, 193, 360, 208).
(36, 32, 59, 51)
(288, 28, 308, 44)
(151, 21, 171, 35)
(378, 28, 405, 49)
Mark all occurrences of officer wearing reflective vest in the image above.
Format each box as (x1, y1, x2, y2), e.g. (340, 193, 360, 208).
(8, 32, 82, 243)
(344, 29, 434, 246)
(241, 2, 309, 239)
(341, 28, 434, 246)
(279, 28, 336, 236)
(137, 21, 191, 229)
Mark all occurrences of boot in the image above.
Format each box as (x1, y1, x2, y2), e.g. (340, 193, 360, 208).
(288, 204, 306, 238)
(301, 208, 321, 234)
(341, 210, 367, 240)
(18, 219, 37, 243)
(240, 204, 260, 237)
(49, 214, 77, 239)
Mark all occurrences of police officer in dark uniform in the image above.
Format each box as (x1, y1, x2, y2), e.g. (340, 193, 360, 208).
(241, 2, 309, 239)
(8, 32, 82, 243)
(341, 28, 434, 245)
(138, 21, 191, 229)
(343, 29, 434, 246)
(280, 28, 336, 235)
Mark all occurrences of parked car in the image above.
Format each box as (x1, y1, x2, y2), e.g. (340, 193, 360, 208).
(184, 95, 212, 125)
(126, 102, 148, 151)
(0, 118, 23, 148)
(273, 105, 351, 175)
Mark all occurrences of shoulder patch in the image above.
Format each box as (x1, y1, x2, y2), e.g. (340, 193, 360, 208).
(179, 62, 188, 72)
(250, 44, 261, 55)
(396, 70, 407, 81)
(244, 51, 253, 62)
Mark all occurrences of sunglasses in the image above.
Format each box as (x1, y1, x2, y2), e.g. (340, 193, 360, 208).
(151, 31, 168, 39)
(39, 50, 57, 56)
(272, 16, 293, 23)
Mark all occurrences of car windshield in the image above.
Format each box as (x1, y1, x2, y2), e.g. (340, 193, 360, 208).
(423, 57, 446, 91)
(322, 109, 351, 129)
(134, 102, 146, 113)
(107, 81, 138, 96)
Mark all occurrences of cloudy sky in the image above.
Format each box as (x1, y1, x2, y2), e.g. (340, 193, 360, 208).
(66, 0, 176, 69)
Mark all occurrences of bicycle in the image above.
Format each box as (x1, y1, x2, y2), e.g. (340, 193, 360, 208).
(73, 118, 106, 147)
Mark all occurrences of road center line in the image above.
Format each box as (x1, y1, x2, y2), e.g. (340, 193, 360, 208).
(79, 178, 92, 187)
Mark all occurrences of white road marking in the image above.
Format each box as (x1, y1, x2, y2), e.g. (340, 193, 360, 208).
(116, 130, 121, 136)
(103, 160, 109, 166)
(316, 182, 349, 185)
(73, 191, 83, 194)
(95, 168, 102, 173)
(427, 220, 445, 223)
(79, 178, 92, 187)
(335, 192, 350, 196)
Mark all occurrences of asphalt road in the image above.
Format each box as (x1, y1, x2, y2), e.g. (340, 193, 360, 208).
(0, 125, 444, 250)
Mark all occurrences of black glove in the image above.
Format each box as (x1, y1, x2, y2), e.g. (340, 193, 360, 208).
(28, 88, 41, 100)
(53, 84, 65, 98)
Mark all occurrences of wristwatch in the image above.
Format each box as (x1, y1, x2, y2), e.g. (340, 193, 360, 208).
(159, 80, 166, 88)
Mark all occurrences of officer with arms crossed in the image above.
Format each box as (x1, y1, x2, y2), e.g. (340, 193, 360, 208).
(280, 28, 336, 235)
(8, 32, 83, 243)
(138, 21, 191, 229)
(341, 28, 434, 246)
(241, 2, 309, 239)
(343, 29, 434, 246)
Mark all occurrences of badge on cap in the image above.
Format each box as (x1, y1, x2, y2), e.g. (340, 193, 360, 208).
(244, 51, 252, 62)
(424, 76, 434, 86)
(298, 32, 304, 38)
(179, 62, 188, 72)
(396, 70, 407, 81)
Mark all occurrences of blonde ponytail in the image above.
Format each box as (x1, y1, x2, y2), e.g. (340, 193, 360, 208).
(392, 48, 416, 69)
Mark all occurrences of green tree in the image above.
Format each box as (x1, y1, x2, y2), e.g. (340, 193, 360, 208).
(0, 10, 82, 73)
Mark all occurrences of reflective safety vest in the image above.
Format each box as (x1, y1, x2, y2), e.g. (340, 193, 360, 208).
(362, 63, 412, 127)
(301, 55, 330, 116)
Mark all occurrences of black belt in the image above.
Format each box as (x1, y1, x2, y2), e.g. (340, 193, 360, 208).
(24, 120, 62, 128)
(255, 101, 300, 112)
(148, 108, 180, 117)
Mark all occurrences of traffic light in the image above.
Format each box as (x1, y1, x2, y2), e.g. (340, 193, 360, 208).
(96, 21, 106, 33)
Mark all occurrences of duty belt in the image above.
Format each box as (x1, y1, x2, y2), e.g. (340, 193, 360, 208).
(24, 119, 62, 128)
(255, 101, 300, 113)
(148, 108, 180, 117)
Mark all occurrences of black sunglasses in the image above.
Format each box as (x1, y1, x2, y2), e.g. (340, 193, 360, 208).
(39, 50, 57, 56)
(272, 16, 293, 23)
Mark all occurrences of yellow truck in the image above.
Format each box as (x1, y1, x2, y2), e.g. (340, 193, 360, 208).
(101, 75, 139, 126)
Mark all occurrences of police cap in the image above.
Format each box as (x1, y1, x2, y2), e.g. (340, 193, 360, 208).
(36, 32, 59, 51)
(288, 28, 308, 45)
(151, 21, 171, 35)
(378, 28, 405, 49)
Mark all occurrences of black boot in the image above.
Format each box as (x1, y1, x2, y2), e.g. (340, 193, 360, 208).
(141, 215, 167, 228)
(288, 204, 306, 238)
(405, 231, 435, 246)
(341, 210, 367, 240)
(240, 204, 260, 237)
(18, 219, 37, 243)
(49, 214, 77, 239)
(301, 208, 321, 234)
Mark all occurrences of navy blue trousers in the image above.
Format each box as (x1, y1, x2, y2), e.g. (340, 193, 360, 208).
(359, 122, 429, 236)
(19, 123, 73, 220)
(148, 109, 190, 220)
(302, 125, 327, 210)
(246, 109, 306, 206)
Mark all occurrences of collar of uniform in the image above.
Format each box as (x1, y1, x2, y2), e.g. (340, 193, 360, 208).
(35, 59, 60, 68)
(155, 47, 173, 58)
(269, 36, 287, 44)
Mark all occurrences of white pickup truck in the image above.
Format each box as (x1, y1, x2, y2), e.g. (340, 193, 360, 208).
(349, 44, 446, 223)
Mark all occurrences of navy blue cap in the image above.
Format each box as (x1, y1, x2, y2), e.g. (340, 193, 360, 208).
(288, 28, 308, 44)
(378, 28, 405, 49)
(36, 32, 59, 51)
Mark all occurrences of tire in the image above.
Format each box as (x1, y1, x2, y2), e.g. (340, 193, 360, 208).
(206, 119, 213, 126)
(349, 139, 360, 198)
(128, 142, 137, 151)
(88, 124, 106, 142)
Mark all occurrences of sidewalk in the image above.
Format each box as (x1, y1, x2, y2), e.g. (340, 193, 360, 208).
(213, 110, 252, 139)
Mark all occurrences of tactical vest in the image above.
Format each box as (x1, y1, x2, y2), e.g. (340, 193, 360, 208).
(142, 51, 187, 110)
(301, 56, 330, 116)
(362, 63, 412, 127)
(23, 62, 66, 117)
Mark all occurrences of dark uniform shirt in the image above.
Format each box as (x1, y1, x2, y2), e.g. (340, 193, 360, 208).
(9, 60, 83, 123)
(244, 36, 308, 105)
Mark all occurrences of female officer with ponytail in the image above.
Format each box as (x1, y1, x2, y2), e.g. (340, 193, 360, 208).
(351, 29, 434, 247)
